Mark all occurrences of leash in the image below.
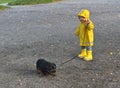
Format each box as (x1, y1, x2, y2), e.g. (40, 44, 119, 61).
(60, 55, 78, 65)
(56, 54, 78, 70)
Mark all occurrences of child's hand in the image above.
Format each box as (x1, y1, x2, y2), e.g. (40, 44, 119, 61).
(85, 19, 90, 25)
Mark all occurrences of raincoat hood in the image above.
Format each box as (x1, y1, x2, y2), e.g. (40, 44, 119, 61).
(78, 9, 90, 19)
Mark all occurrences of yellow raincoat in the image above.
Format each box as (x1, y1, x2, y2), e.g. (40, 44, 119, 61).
(75, 9, 94, 46)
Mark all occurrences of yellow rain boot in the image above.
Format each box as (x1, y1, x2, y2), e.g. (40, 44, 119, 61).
(84, 50, 93, 61)
(78, 49, 86, 58)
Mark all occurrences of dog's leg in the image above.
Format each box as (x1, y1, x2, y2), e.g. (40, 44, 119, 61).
(37, 68, 41, 74)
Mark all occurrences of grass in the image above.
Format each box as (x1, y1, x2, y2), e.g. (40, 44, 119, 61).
(0, 0, 60, 10)
(0, 5, 10, 10)
(0, 0, 11, 4)
(8, 0, 60, 5)
(0, 0, 11, 10)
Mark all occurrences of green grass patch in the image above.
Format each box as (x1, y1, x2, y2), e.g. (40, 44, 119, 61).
(8, 0, 60, 5)
(0, 5, 10, 10)
(0, 0, 11, 4)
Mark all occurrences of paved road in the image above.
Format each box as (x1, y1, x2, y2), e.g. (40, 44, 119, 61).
(0, 0, 120, 88)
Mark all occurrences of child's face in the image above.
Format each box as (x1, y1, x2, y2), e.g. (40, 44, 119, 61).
(78, 16, 86, 23)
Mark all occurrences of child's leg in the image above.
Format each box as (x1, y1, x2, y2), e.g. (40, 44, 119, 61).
(81, 46, 86, 49)
(86, 46, 92, 51)
(78, 46, 87, 58)
(84, 46, 93, 61)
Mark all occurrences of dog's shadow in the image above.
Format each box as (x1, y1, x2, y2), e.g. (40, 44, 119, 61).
(3, 65, 45, 78)
(18, 69, 56, 78)
(15, 68, 45, 78)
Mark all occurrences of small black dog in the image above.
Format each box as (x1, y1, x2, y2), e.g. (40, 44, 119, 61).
(36, 59, 56, 76)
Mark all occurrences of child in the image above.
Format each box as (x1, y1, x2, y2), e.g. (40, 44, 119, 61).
(75, 9, 95, 61)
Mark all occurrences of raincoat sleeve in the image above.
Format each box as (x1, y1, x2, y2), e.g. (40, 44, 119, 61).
(87, 21, 94, 30)
(75, 24, 80, 36)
